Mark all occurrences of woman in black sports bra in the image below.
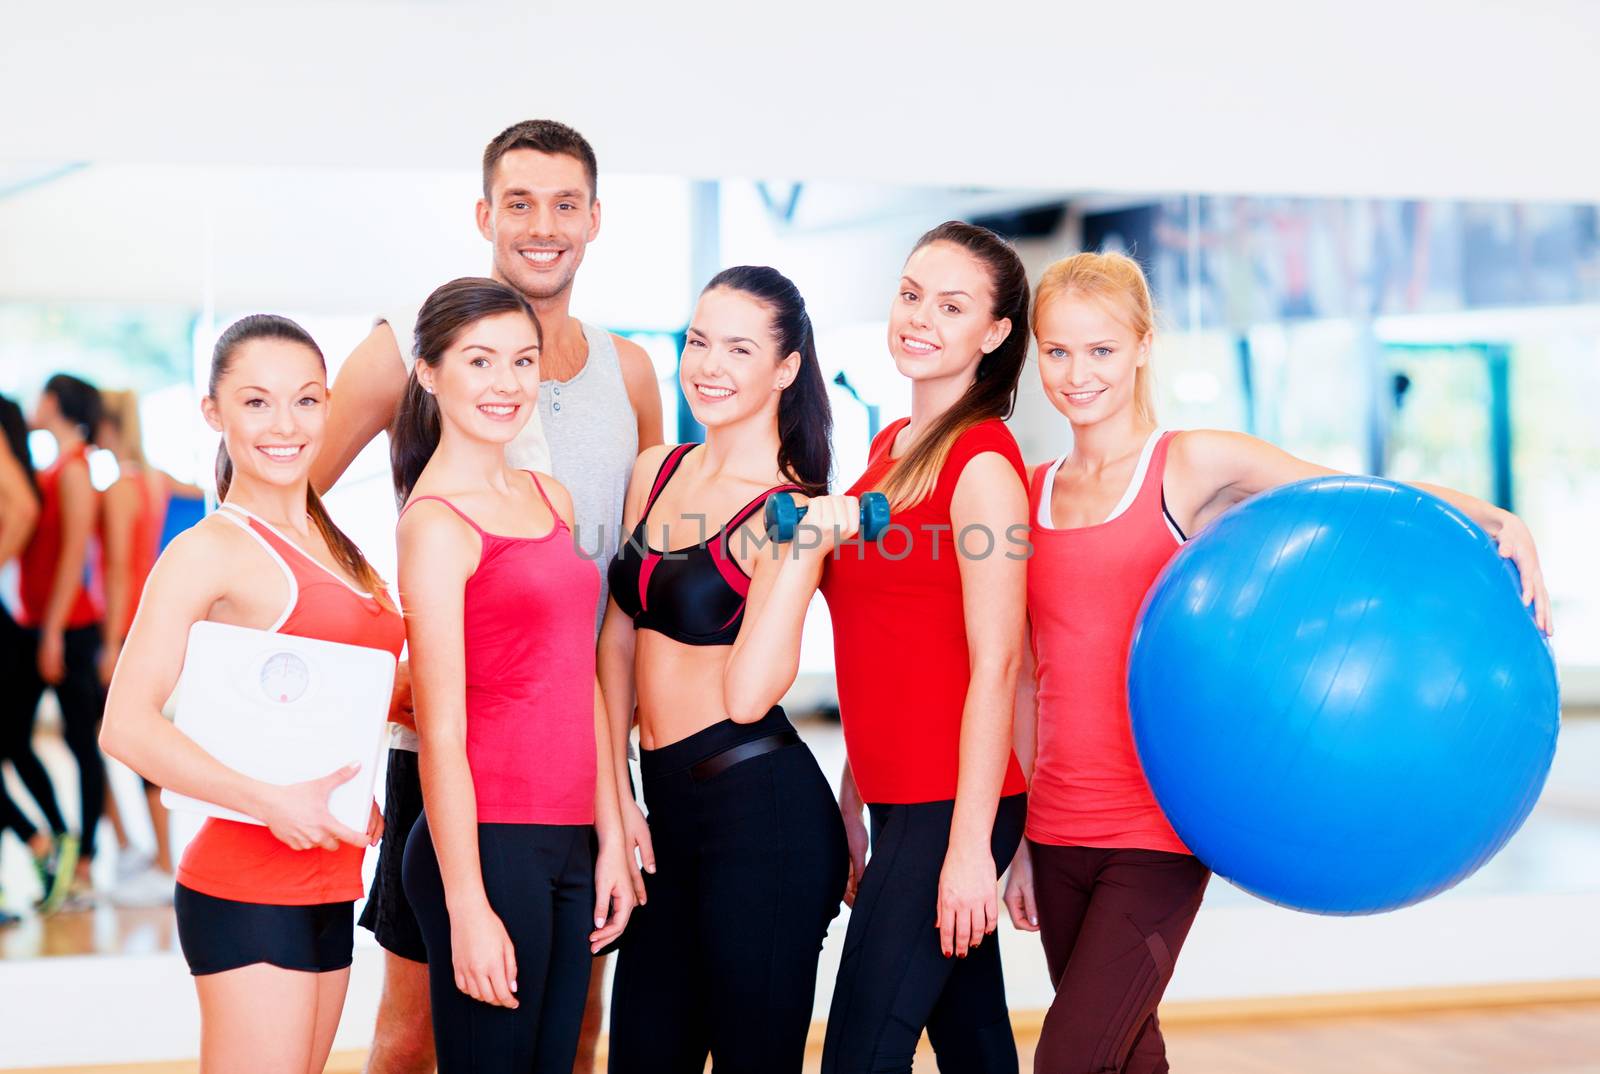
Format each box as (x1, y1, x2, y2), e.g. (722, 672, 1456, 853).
(601, 266, 849, 1074)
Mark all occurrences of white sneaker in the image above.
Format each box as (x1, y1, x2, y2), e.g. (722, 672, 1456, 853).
(111, 866, 175, 908)
(114, 848, 155, 884)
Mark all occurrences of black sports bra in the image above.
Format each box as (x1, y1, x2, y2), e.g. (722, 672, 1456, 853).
(607, 444, 798, 646)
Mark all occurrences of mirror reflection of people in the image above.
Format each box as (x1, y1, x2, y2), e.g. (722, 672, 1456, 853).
(92, 389, 204, 906)
(0, 392, 64, 923)
(101, 315, 401, 1073)
(15, 374, 106, 910)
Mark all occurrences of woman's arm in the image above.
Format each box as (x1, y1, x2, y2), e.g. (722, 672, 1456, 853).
(161, 471, 207, 501)
(37, 458, 96, 683)
(99, 478, 139, 682)
(1171, 430, 1551, 632)
(0, 438, 39, 565)
(99, 525, 366, 850)
(597, 448, 670, 899)
(0, 435, 39, 565)
(1002, 616, 1040, 932)
(539, 473, 637, 949)
(313, 322, 408, 495)
(588, 676, 635, 951)
(723, 495, 857, 723)
(942, 452, 1029, 959)
(400, 501, 519, 1009)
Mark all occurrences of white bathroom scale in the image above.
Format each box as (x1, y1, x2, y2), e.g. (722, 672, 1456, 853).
(162, 620, 397, 832)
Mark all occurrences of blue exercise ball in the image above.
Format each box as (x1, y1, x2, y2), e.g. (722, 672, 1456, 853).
(1128, 476, 1559, 915)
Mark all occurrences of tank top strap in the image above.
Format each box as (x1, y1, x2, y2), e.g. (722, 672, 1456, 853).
(723, 482, 803, 535)
(522, 470, 559, 516)
(216, 502, 303, 560)
(1133, 430, 1188, 543)
(1027, 459, 1052, 515)
(642, 444, 697, 517)
(400, 494, 487, 536)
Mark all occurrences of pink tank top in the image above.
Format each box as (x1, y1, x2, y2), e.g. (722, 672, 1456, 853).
(404, 472, 599, 825)
(1025, 430, 1190, 854)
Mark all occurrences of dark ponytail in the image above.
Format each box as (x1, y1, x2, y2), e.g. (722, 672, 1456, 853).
(701, 265, 832, 496)
(43, 373, 103, 443)
(878, 221, 1029, 509)
(208, 314, 391, 605)
(389, 277, 542, 506)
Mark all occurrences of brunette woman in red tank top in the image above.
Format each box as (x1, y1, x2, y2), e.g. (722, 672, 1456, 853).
(1006, 252, 1552, 1074)
(100, 315, 400, 1073)
(388, 278, 632, 1074)
(810, 223, 1034, 1074)
(12, 373, 105, 907)
(0, 392, 68, 918)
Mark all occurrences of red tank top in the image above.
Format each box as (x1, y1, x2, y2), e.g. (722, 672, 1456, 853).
(821, 418, 1029, 804)
(19, 442, 100, 630)
(403, 472, 599, 825)
(1025, 429, 1190, 854)
(93, 467, 169, 638)
(176, 503, 406, 905)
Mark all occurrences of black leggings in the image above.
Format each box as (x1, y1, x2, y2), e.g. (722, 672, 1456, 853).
(1030, 843, 1209, 1074)
(822, 793, 1027, 1074)
(403, 813, 596, 1074)
(609, 707, 848, 1074)
(3, 623, 104, 857)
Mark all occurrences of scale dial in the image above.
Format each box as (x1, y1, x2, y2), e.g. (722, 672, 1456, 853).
(260, 652, 310, 704)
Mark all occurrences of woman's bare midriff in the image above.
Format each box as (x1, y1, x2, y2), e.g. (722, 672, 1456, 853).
(633, 629, 742, 750)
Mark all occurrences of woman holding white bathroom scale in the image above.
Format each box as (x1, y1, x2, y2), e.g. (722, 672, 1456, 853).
(100, 314, 405, 1074)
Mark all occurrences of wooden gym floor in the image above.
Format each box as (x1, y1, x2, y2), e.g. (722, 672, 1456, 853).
(11, 997, 1600, 1073)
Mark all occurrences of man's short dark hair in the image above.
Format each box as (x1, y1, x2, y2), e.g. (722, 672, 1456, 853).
(481, 120, 598, 201)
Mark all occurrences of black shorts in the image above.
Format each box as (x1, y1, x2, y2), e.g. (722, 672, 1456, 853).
(174, 884, 354, 976)
(357, 747, 427, 963)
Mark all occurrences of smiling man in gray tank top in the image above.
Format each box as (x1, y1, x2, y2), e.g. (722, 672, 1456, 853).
(313, 120, 662, 1074)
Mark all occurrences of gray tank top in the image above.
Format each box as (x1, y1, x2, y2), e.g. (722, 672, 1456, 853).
(541, 322, 638, 636)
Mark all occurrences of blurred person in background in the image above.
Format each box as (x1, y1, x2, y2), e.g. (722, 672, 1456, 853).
(92, 388, 205, 906)
(6, 374, 106, 911)
(0, 392, 65, 923)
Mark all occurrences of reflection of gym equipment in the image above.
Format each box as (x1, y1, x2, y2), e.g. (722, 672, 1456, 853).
(764, 491, 891, 543)
(832, 371, 880, 440)
(1383, 342, 1513, 511)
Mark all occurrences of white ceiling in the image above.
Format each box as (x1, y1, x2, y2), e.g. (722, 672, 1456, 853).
(4, 0, 1598, 202)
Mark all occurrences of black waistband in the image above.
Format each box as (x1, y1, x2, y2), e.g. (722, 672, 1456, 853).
(690, 730, 800, 782)
(640, 706, 793, 782)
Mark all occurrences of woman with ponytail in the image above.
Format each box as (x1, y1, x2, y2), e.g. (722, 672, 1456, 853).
(603, 266, 848, 1074)
(1004, 251, 1548, 1073)
(11, 374, 106, 909)
(391, 278, 633, 1073)
(99, 314, 401, 1071)
(817, 222, 1033, 1074)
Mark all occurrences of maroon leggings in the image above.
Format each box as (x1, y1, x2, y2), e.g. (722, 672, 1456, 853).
(1029, 842, 1209, 1074)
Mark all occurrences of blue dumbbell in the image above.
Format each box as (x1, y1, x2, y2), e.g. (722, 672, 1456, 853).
(764, 491, 891, 543)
